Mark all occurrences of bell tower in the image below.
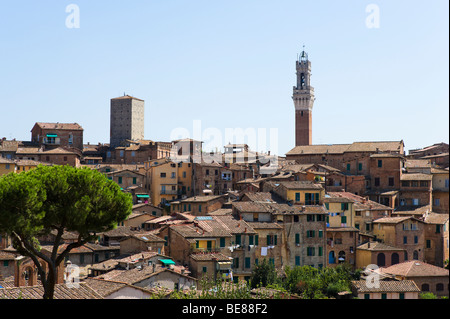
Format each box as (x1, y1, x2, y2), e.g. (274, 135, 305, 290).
(293, 48, 315, 146)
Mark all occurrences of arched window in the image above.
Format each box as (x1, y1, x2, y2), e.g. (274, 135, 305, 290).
(391, 253, 400, 265)
(413, 250, 419, 260)
(338, 251, 346, 263)
(377, 253, 386, 267)
(421, 283, 430, 291)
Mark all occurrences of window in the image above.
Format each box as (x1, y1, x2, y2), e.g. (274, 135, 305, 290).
(160, 172, 166, 178)
(307, 247, 315, 256)
(403, 236, 407, 244)
(434, 198, 440, 206)
(341, 216, 347, 224)
(269, 258, 275, 265)
(364, 294, 370, 300)
(426, 240, 431, 248)
(118, 177, 122, 184)
(318, 247, 323, 256)
(295, 256, 300, 266)
(412, 199, 419, 206)
(420, 181, 428, 187)
(245, 257, 251, 268)
(295, 233, 300, 245)
(358, 163, 363, 171)
(325, 203, 329, 210)
(132, 177, 137, 184)
(295, 192, 300, 202)
(198, 204, 202, 213)
(120, 150, 124, 157)
(445, 179, 449, 188)
(414, 236, 418, 244)
(206, 169, 209, 175)
(131, 151, 135, 157)
(5, 164, 10, 170)
(293, 215, 299, 222)
(234, 258, 239, 268)
(203, 266, 207, 273)
(171, 172, 176, 178)
(3, 260, 9, 267)
(378, 160, 383, 168)
(381, 293, 387, 300)
(306, 230, 315, 238)
(220, 238, 226, 248)
(267, 234, 277, 245)
(346, 164, 351, 171)
(388, 177, 394, 187)
(374, 178, 380, 187)
(436, 225, 441, 234)
(341, 203, 349, 211)
(183, 171, 187, 178)
(436, 283, 444, 291)
(318, 230, 323, 238)
(307, 214, 316, 222)
(235, 234, 241, 246)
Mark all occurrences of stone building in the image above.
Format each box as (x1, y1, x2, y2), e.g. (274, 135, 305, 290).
(423, 213, 449, 267)
(399, 173, 433, 208)
(30, 122, 84, 151)
(372, 216, 427, 262)
(430, 167, 449, 214)
(356, 241, 405, 269)
(110, 95, 145, 148)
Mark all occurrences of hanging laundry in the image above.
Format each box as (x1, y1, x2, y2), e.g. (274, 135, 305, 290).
(261, 247, 268, 256)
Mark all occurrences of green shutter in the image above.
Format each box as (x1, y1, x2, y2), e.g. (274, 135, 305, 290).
(295, 233, 300, 244)
(249, 235, 254, 245)
(220, 237, 226, 248)
(274, 235, 278, 245)
(325, 203, 329, 210)
(235, 235, 241, 245)
(245, 257, 251, 268)
(267, 235, 271, 245)
(341, 216, 347, 224)
(318, 230, 323, 238)
(255, 235, 259, 246)
(318, 247, 323, 256)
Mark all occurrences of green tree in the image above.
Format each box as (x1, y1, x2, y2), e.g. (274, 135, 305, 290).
(0, 165, 132, 299)
(250, 259, 279, 289)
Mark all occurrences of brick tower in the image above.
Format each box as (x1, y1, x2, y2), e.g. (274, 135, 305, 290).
(293, 48, 315, 146)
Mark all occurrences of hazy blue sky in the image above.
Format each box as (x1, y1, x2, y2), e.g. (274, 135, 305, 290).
(0, 0, 448, 156)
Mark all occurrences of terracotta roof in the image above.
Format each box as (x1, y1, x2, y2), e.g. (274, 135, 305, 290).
(373, 216, 424, 224)
(0, 282, 102, 299)
(286, 141, 404, 156)
(357, 242, 404, 251)
(327, 192, 393, 211)
(352, 280, 420, 293)
(34, 122, 83, 131)
(111, 95, 144, 102)
(240, 192, 277, 203)
(0, 157, 15, 164)
(189, 252, 232, 262)
(246, 222, 283, 229)
(275, 181, 324, 190)
(400, 173, 432, 181)
(380, 261, 449, 277)
(180, 195, 224, 203)
(424, 212, 449, 225)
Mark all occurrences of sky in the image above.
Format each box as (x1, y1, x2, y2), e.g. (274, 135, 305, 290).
(0, 0, 448, 156)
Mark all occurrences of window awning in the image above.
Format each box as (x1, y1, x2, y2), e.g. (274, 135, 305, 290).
(46, 134, 58, 138)
(160, 259, 175, 265)
(136, 194, 150, 198)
